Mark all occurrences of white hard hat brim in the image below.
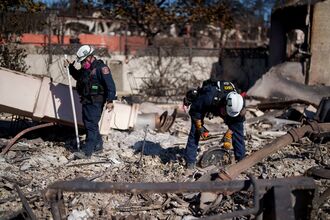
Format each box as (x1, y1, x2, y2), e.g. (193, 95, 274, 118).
(76, 46, 95, 62)
(77, 55, 88, 63)
(226, 109, 240, 117)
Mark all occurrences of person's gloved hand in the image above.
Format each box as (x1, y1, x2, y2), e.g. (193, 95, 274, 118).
(183, 97, 191, 107)
(199, 126, 209, 140)
(223, 129, 233, 149)
(194, 119, 209, 140)
(64, 59, 75, 69)
(106, 102, 114, 111)
(64, 59, 70, 68)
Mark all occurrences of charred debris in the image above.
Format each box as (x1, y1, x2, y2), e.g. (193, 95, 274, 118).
(0, 80, 330, 219)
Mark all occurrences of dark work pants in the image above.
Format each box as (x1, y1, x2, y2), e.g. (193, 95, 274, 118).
(82, 102, 104, 156)
(185, 119, 246, 164)
(185, 119, 200, 165)
(227, 121, 246, 161)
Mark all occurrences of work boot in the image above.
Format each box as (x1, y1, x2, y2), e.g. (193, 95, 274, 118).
(186, 163, 196, 170)
(73, 151, 91, 159)
(185, 163, 196, 176)
(94, 142, 103, 154)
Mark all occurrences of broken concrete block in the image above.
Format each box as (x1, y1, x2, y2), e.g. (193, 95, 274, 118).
(199, 192, 218, 210)
(67, 209, 94, 220)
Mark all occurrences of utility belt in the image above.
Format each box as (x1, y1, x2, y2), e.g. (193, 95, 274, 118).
(90, 83, 105, 103)
(90, 83, 104, 96)
(80, 83, 105, 104)
(81, 95, 105, 104)
(91, 94, 105, 103)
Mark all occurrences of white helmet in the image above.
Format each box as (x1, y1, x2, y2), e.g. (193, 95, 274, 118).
(226, 92, 244, 117)
(76, 45, 94, 62)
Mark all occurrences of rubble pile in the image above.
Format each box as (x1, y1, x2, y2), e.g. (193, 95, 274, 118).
(0, 101, 329, 219)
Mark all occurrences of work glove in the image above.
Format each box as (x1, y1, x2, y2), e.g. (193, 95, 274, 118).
(199, 126, 210, 140)
(64, 59, 75, 69)
(106, 101, 114, 112)
(183, 97, 192, 107)
(223, 129, 233, 150)
(64, 59, 70, 68)
(194, 119, 209, 140)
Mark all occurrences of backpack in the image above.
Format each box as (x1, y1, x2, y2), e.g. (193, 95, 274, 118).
(183, 79, 236, 107)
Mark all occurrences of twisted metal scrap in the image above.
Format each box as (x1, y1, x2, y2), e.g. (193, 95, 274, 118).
(218, 121, 330, 180)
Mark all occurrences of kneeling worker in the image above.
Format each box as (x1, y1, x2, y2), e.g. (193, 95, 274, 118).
(183, 80, 246, 170)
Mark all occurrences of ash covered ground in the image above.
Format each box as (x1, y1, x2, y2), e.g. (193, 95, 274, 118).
(0, 102, 329, 219)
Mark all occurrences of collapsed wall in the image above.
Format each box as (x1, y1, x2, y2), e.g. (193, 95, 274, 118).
(247, 62, 330, 105)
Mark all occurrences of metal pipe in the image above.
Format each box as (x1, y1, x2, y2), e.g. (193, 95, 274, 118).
(220, 122, 330, 180)
(46, 176, 315, 195)
(45, 177, 315, 220)
(1, 122, 55, 155)
(64, 54, 80, 150)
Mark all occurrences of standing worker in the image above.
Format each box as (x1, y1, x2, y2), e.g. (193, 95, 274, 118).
(65, 45, 116, 158)
(183, 79, 246, 170)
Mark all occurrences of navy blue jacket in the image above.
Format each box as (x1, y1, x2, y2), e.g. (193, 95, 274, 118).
(189, 81, 244, 123)
(69, 59, 116, 104)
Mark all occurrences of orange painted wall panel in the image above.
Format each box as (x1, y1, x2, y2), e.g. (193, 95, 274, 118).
(20, 34, 146, 52)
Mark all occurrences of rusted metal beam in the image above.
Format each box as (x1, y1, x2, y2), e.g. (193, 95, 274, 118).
(45, 177, 316, 220)
(219, 122, 330, 180)
(0, 122, 55, 155)
(46, 176, 315, 195)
